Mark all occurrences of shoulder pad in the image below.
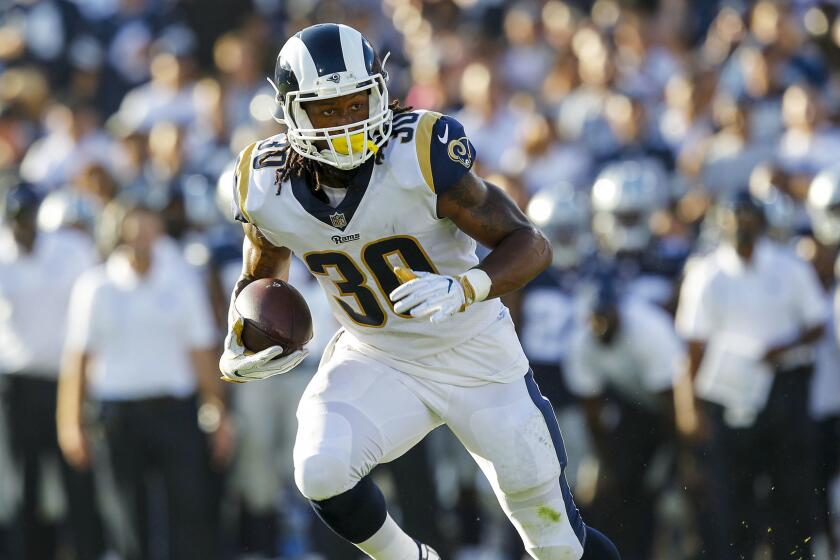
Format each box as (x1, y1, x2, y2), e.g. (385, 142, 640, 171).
(231, 135, 289, 224)
(411, 111, 476, 196)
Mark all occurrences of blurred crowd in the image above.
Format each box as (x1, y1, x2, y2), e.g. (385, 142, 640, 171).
(3, 0, 840, 559)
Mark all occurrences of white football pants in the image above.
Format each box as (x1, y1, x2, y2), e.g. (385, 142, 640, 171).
(293, 333, 587, 559)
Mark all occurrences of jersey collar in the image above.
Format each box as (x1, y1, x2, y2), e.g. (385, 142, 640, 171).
(289, 158, 375, 231)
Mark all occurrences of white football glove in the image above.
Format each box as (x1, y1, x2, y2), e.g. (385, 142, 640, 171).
(389, 270, 468, 324)
(219, 317, 309, 383)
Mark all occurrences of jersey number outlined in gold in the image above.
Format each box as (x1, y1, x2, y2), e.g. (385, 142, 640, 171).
(304, 235, 438, 328)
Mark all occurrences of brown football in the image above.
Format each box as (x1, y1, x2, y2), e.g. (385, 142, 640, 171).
(234, 279, 313, 355)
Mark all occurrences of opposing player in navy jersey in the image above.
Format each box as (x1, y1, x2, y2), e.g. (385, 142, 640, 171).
(218, 23, 621, 560)
(591, 160, 687, 310)
(521, 184, 596, 408)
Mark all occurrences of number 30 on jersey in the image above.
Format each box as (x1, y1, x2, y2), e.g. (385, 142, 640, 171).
(304, 235, 437, 327)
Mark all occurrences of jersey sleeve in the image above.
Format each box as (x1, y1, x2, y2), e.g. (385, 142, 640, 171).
(414, 112, 476, 196)
(231, 141, 259, 224)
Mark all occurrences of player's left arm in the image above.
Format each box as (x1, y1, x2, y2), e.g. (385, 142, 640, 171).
(436, 171, 552, 298)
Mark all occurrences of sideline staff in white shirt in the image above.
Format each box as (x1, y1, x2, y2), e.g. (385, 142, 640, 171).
(796, 234, 840, 557)
(567, 294, 682, 412)
(0, 184, 103, 560)
(566, 277, 682, 560)
(57, 201, 231, 560)
(676, 190, 826, 560)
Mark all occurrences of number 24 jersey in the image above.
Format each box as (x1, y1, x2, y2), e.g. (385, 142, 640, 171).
(232, 110, 524, 373)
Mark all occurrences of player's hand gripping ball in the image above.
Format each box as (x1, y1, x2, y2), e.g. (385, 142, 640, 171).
(219, 279, 313, 383)
(389, 267, 468, 324)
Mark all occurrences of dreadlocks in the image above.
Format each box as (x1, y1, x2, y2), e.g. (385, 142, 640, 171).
(275, 100, 413, 194)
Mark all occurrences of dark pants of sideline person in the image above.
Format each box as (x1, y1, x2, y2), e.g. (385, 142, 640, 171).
(582, 395, 667, 560)
(815, 414, 840, 550)
(0, 374, 105, 560)
(92, 396, 218, 560)
(706, 366, 819, 560)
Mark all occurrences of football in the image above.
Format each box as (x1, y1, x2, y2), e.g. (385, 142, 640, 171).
(234, 278, 314, 355)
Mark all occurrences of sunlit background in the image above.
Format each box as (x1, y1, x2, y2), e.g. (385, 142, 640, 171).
(3, 1, 840, 559)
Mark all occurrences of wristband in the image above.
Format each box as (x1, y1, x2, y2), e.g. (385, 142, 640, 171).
(459, 268, 492, 310)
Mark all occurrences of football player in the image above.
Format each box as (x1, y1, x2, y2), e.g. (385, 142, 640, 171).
(808, 165, 840, 248)
(566, 273, 683, 560)
(590, 160, 686, 309)
(520, 183, 594, 408)
(219, 24, 621, 560)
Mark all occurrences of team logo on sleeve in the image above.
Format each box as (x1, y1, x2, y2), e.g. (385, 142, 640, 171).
(329, 212, 348, 228)
(447, 137, 473, 168)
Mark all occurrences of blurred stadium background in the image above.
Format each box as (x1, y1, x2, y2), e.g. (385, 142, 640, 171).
(2, 0, 840, 559)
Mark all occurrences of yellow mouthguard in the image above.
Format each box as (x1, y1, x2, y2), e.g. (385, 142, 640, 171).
(393, 266, 418, 284)
(331, 133, 379, 156)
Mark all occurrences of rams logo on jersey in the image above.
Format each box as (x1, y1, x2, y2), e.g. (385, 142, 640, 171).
(447, 137, 473, 169)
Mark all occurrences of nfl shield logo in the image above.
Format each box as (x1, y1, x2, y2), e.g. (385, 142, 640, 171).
(330, 212, 347, 228)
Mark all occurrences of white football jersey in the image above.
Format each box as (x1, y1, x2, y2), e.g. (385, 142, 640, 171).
(233, 110, 528, 383)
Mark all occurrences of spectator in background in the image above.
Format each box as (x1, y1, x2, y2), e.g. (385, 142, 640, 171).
(499, 4, 556, 93)
(600, 92, 673, 170)
(57, 201, 233, 560)
(454, 62, 524, 173)
(566, 275, 682, 560)
(73, 163, 119, 208)
(776, 83, 840, 177)
(213, 31, 269, 132)
(557, 25, 616, 160)
(0, 70, 50, 173)
(700, 95, 776, 197)
(655, 72, 715, 174)
(502, 113, 592, 194)
(0, 183, 103, 560)
(676, 190, 826, 560)
(19, 100, 113, 192)
(115, 25, 201, 133)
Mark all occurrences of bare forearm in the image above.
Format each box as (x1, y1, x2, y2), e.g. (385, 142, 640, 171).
(437, 172, 551, 298)
(686, 340, 705, 380)
(786, 324, 824, 350)
(675, 341, 704, 437)
(477, 227, 552, 298)
(57, 352, 88, 426)
(764, 324, 825, 365)
(234, 225, 292, 298)
(191, 348, 227, 411)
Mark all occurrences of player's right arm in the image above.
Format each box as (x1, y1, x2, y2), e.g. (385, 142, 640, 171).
(234, 223, 292, 298)
(220, 226, 307, 383)
(220, 140, 307, 383)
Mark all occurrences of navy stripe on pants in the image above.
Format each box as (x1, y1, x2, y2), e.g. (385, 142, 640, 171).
(524, 370, 587, 547)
